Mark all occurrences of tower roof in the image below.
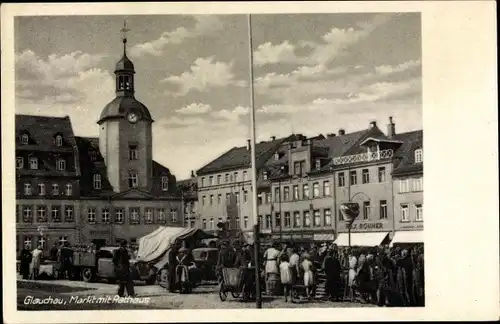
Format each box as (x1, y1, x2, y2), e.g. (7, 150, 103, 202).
(98, 96, 153, 124)
(115, 53, 135, 72)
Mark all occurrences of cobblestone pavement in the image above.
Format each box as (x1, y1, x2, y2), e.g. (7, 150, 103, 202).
(17, 278, 375, 310)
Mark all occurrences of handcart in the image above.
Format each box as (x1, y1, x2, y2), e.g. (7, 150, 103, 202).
(219, 267, 254, 302)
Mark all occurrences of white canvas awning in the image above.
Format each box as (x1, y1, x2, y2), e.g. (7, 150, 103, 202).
(390, 231, 423, 246)
(313, 233, 335, 241)
(333, 232, 389, 247)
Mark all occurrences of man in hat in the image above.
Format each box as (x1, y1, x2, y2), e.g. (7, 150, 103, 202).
(175, 246, 193, 291)
(113, 239, 135, 297)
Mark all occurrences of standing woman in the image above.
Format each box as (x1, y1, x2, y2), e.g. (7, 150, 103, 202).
(348, 249, 358, 302)
(263, 241, 281, 296)
(30, 244, 43, 280)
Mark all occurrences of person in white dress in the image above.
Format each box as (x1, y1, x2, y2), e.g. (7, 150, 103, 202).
(279, 254, 292, 302)
(30, 244, 43, 280)
(301, 253, 314, 300)
(263, 241, 281, 295)
(348, 250, 359, 302)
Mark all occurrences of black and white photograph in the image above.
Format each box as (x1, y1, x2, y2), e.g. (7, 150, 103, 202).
(2, 1, 498, 323)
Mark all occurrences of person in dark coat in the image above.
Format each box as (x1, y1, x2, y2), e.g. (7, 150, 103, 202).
(59, 242, 74, 280)
(216, 240, 236, 282)
(49, 243, 59, 262)
(113, 240, 135, 297)
(19, 244, 32, 279)
(322, 249, 341, 301)
(167, 244, 180, 292)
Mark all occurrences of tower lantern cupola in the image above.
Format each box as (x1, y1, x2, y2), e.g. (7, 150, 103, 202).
(115, 21, 135, 97)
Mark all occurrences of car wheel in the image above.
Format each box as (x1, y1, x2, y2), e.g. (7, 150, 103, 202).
(82, 268, 94, 282)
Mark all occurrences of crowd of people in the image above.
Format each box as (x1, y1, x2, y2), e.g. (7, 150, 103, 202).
(18, 241, 75, 280)
(215, 239, 425, 307)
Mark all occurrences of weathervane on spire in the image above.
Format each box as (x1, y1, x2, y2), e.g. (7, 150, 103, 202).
(120, 20, 130, 54)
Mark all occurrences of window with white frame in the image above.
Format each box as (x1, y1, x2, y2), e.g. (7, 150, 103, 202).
(303, 210, 311, 227)
(263, 172, 268, 180)
(202, 219, 207, 229)
(379, 200, 388, 219)
(217, 194, 222, 205)
(399, 179, 410, 193)
(38, 183, 45, 196)
(401, 204, 409, 222)
(145, 208, 153, 223)
(415, 204, 423, 221)
(16, 157, 24, 169)
(170, 209, 177, 223)
(93, 174, 101, 189)
(350, 171, 357, 185)
(313, 210, 321, 227)
(37, 206, 47, 222)
(88, 208, 96, 223)
(338, 172, 345, 187)
(415, 149, 423, 163)
(293, 211, 301, 227)
(243, 216, 248, 229)
(265, 192, 271, 204)
(413, 177, 423, 192)
(235, 192, 240, 205)
(64, 206, 74, 222)
(303, 184, 310, 199)
(209, 176, 214, 185)
(224, 174, 229, 182)
(115, 208, 124, 223)
(23, 206, 33, 222)
(217, 175, 222, 184)
(236, 217, 240, 229)
(363, 201, 371, 220)
(55, 135, 63, 147)
(21, 134, 29, 145)
(24, 236, 32, 249)
(24, 183, 32, 195)
(243, 171, 248, 181)
(59, 236, 68, 246)
(378, 167, 386, 182)
(324, 209, 332, 226)
(128, 172, 138, 188)
(362, 169, 370, 184)
(243, 191, 248, 203)
(201, 177, 205, 187)
(52, 183, 59, 195)
(202, 196, 206, 206)
(265, 215, 272, 228)
(161, 176, 168, 191)
(283, 187, 290, 201)
(56, 158, 66, 171)
(65, 183, 72, 196)
(157, 209, 166, 223)
(315, 159, 321, 170)
(323, 181, 331, 196)
(29, 157, 38, 170)
(209, 195, 214, 206)
(129, 208, 139, 224)
(275, 212, 281, 227)
(51, 206, 60, 222)
(274, 187, 280, 202)
(209, 218, 214, 229)
(284, 212, 291, 227)
(313, 182, 320, 198)
(233, 172, 239, 182)
(293, 185, 299, 200)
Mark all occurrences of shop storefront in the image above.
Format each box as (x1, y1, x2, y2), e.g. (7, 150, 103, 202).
(334, 219, 392, 247)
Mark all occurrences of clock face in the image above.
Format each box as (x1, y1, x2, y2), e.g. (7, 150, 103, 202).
(127, 113, 138, 123)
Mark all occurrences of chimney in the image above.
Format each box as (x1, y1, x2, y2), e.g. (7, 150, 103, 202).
(370, 121, 377, 128)
(246, 139, 251, 150)
(271, 136, 276, 141)
(191, 170, 195, 178)
(327, 133, 336, 138)
(387, 116, 396, 138)
(338, 129, 346, 136)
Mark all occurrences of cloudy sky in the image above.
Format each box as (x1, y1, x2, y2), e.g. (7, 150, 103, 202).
(15, 13, 421, 179)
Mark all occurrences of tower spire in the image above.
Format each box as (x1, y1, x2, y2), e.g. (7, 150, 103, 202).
(120, 20, 130, 55)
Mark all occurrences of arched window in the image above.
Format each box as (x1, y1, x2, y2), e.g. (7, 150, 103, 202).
(93, 174, 101, 189)
(55, 135, 63, 147)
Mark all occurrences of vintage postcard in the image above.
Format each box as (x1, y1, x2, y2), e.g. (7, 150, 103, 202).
(2, 1, 498, 323)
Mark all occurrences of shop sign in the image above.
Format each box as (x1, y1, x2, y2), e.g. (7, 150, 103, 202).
(345, 222, 385, 230)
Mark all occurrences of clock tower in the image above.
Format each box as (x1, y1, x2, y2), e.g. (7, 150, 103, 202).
(97, 22, 154, 193)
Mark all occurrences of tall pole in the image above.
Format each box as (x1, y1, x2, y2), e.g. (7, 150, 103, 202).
(348, 164, 352, 248)
(279, 178, 282, 242)
(247, 14, 262, 309)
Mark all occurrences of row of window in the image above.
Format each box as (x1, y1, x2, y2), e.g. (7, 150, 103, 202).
(16, 156, 68, 171)
(339, 200, 389, 221)
(21, 183, 73, 196)
(400, 203, 424, 222)
(85, 207, 178, 224)
(18, 235, 68, 250)
(337, 167, 387, 187)
(18, 205, 74, 223)
(273, 181, 331, 202)
(93, 173, 169, 190)
(399, 178, 423, 193)
(200, 171, 249, 187)
(202, 191, 248, 206)
(19, 134, 64, 146)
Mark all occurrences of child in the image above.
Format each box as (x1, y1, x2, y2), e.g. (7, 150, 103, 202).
(301, 253, 314, 300)
(279, 254, 292, 302)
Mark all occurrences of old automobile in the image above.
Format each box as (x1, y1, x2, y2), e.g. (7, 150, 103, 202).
(192, 247, 218, 282)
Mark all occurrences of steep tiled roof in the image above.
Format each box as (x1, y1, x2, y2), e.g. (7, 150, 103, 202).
(196, 137, 291, 175)
(76, 136, 179, 198)
(391, 130, 423, 176)
(16, 114, 78, 150)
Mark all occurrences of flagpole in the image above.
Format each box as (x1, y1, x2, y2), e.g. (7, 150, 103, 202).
(247, 13, 262, 309)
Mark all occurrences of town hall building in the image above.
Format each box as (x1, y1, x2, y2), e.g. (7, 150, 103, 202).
(15, 29, 183, 255)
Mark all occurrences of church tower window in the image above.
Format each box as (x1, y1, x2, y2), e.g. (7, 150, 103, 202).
(129, 144, 138, 160)
(129, 171, 139, 188)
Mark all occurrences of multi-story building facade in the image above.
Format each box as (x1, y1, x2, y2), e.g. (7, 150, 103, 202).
(15, 33, 183, 256)
(195, 117, 424, 246)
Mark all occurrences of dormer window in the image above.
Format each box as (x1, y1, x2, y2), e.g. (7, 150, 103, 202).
(315, 159, 321, 170)
(415, 149, 423, 163)
(93, 174, 102, 189)
(263, 171, 268, 180)
(56, 159, 66, 171)
(161, 176, 169, 191)
(55, 135, 63, 147)
(274, 152, 280, 160)
(29, 157, 38, 170)
(21, 134, 29, 145)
